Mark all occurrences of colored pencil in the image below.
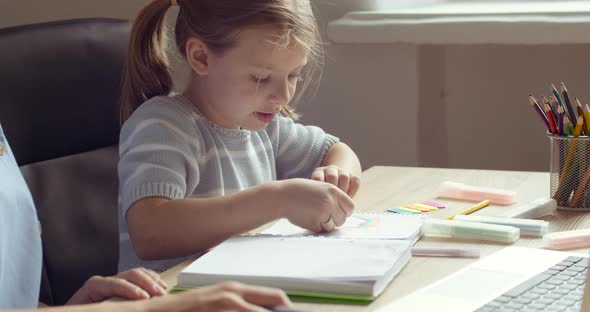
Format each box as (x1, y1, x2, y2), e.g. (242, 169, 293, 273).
(557, 105, 564, 135)
(561, 83, 577, 125)
(544, 103, 558, 134)
(542, 96, 558, 122)
(551, 83, 565, 108)
(575, 98, 586, 135)
(528, 95, 551, 132)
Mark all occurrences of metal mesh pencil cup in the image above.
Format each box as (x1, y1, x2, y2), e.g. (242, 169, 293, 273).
(549, 134, 590, 211)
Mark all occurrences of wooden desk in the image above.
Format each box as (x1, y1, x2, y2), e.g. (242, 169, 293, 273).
(160, 166, 590, 312)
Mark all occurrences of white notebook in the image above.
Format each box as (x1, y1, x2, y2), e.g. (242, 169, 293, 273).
(177, 236, 412, 303)
(262, 212, 423, 245)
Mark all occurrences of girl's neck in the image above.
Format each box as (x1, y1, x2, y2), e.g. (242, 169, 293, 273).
(182, 76, 235, 129)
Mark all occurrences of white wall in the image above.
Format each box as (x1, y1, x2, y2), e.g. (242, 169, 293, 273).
(419, 45, 590, 171)
(4, 1, 585, 172)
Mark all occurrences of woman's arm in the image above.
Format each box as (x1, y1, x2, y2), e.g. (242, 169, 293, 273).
(13, 281, 292, 312)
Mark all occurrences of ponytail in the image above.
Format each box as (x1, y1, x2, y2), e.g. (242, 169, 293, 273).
(120, 0, 174, 122)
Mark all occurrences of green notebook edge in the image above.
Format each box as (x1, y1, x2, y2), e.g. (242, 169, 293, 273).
(170, 286, 374, 305)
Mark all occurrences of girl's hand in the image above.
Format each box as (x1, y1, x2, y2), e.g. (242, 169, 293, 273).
(276, 178, 355, 233)
(66, 268, 168, 304)
(311, 165, 361, 198)
(160, 281, 292, 312)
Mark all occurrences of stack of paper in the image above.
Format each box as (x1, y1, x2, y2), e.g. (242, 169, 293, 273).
(177, 236, 412, 304)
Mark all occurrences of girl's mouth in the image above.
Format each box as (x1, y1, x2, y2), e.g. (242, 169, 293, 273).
(255, 112, 275, 123)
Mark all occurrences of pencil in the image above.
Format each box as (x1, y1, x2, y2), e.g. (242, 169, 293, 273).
(551, 83, 565, 108)
(564, 115, 574, 136)
(567, 116, 587, 207)
(543, 96, 558, 122)
(544, 103, 558, 134)
(552, 115, 583, 202)
(444, 200, 491, 220)
(585, 103, 590, 134)
(575, 98, 586, 135)
(558, 105, 565, 136)
(561, 83, 577, 125)
(528, 95, 551, 133)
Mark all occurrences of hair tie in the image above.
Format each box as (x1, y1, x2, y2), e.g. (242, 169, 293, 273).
(171, 0, 178, 6)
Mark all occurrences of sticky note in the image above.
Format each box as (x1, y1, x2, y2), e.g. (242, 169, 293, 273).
(411, 203, 438, 211)
(388, 208, 419, 214)
(404, 204, 431, 212)
(423, 201, 446, 208)
(396, 207, 422, 214)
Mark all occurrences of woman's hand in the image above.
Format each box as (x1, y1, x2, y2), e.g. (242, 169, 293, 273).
(66, 268, 168, 304)
(311, 165, 361, 198)
(157, 282, 292, 312)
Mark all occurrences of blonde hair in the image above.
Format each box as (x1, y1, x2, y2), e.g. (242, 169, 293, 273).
(120, 0, 323, 122)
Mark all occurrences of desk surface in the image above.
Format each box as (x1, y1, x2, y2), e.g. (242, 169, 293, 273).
(160, 166, 590, 312)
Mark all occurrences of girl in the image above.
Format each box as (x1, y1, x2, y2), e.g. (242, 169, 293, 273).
(0, 122, 292, 312)
(118, 0, 362, 272)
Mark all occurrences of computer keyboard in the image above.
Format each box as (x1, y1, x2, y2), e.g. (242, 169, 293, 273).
(475, 256, 588, 312)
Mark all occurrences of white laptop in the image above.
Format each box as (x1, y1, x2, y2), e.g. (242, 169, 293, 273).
(376, 246, 589, 312)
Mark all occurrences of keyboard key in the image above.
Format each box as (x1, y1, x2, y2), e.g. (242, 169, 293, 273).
(556, 299, 577, 306)
(504, 273, 553, 297)
(513, 297, 533, 304)
(537, 297, 557, 305)
(474, 306, 496, 312)
(495, 296, 511, 303)
(565, 256, 583, 263)
(505, 302, 524, 309)
(546, 268, 562, 276)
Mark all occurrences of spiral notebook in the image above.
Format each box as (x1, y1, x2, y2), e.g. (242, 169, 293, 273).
(174, 212, 423, 304)
(176, 236, 412, 304)
(261, 212, 424, 245)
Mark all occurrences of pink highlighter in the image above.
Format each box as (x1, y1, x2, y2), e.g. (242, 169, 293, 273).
(437, 181, 517, 205)
(544, 229, 590, 250)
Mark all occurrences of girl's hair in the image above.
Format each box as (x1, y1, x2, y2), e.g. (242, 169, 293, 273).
(120, 0, 323, 122)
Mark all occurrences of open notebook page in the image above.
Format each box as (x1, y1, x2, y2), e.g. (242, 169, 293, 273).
(262, 212, 424, 243)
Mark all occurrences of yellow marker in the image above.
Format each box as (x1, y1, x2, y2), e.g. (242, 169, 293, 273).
(412, 203, 438, 211)
(444, 200, 491, 220)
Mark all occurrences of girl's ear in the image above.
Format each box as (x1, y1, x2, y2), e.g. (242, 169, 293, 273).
(186, 37, 209, 75)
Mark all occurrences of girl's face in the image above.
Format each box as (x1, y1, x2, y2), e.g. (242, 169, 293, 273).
(195, 25, 308, 131)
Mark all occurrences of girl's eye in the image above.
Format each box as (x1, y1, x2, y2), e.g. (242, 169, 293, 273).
(289, 75, 304, 83)
(251, 75, 270, 83)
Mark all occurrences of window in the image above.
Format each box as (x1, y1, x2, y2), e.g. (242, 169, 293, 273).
(327, 0, 590, 44)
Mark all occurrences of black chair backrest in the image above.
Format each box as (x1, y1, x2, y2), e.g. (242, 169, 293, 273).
(0, 18, 129, 305)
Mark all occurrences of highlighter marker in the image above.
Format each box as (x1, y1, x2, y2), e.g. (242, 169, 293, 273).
(411, 246, 480, 258)
(543, 229, 590, 250)
(422, 219, 520, 243)
(509, 198, 557, 219)
(453, 215, 549, 237)
(437, 181, 517, 205)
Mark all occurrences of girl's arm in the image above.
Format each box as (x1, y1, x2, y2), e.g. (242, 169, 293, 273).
(312, 142, 362, 197)
(127, 178, 354, 261)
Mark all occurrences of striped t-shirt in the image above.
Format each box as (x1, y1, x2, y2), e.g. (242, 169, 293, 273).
(118, 94, 339, 272)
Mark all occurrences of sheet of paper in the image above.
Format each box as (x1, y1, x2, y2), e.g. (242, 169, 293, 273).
(181, 236, 411, 280)
(262, 212, 424, 240)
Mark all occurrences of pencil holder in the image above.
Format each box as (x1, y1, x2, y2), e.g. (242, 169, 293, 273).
(549, 134, 590, 211)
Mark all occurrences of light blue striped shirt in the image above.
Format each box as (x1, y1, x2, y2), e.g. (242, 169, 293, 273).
(118, 95, 338, 272)
(0, 124, 42, 309)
